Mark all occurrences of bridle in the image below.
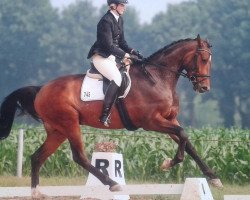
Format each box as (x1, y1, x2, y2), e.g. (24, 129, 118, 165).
(133, 45, 212, 85)
(187, 48, 212, 84)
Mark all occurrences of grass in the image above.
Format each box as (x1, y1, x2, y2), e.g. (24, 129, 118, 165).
(0, 176, 249, 200)
(1, 126, 249, 184)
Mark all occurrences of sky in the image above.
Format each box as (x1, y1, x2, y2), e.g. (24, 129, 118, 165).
(51, 0, 189, 23)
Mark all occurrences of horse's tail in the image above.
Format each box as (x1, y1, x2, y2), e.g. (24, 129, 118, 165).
(0, 86, 42, 140)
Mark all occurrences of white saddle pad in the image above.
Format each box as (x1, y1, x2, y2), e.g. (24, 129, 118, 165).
(81, 72, 131, 102)
(81, 77, 105, 101)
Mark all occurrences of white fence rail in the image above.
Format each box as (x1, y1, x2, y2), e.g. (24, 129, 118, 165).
(224, 195, 250, 200)
(0, 178, 215, 200)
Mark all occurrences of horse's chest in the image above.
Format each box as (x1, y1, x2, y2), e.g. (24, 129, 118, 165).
(153, 89, 178, 113)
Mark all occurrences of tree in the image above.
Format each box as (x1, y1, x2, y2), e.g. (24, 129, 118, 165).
(123, 7, 143, 53)
(201, 0, 250, 128)
(40, 0, 98, 77)
(0, 0, 58, 99)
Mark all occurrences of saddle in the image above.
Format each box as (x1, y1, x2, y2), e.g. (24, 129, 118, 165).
(86, 62, 131, 99)
(82, 63, 137, 131)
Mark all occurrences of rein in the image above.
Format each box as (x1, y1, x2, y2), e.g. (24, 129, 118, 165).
(141, 60, 189, 78)
(130, 59, 189, 85)
(132, 47, 212, 84)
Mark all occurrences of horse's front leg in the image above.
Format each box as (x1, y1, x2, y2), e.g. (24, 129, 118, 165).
(159, 118, 223, 188)
(160, 128, 188, 170)
(185, 140, 223, 188)
(148, 114, 189, 170)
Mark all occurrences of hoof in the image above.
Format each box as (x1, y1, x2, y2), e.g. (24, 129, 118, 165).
(160, 159, 172, 171)
(31, 187, 48, 199)
(110, 184, 122, 192)
(209, 178, 223, 189)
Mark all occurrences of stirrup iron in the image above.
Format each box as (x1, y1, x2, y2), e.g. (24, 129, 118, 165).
(100, 114, 111, 127)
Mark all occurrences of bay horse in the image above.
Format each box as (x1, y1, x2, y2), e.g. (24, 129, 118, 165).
(0, 35, 223, 198)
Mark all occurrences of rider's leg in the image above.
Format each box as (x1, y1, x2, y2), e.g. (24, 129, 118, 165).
(92, 54, 122, 126)
(99, 80, 119, 125)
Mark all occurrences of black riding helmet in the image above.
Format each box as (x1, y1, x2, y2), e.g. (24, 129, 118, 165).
(107, 0, 128, 5)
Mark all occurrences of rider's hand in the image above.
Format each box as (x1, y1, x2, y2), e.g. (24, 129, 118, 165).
(131, 49, 144, 59)
(123, 53, 132, 65)
(129, 55, 143, 64)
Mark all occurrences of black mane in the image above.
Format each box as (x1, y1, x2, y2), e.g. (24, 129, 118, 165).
(147, 38, 194, 60)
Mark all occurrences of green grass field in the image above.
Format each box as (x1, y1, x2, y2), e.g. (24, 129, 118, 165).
(1, 126, 249, 185)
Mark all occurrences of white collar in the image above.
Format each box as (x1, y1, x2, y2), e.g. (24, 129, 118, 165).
(110, 10, 119, 22)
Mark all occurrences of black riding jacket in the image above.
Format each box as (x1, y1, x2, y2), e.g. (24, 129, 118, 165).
(87, 11, 133, 59)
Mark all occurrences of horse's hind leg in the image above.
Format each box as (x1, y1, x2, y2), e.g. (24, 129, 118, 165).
(69, 138, 121, 191)
(69, 134, 122, 191)
(59, 114, 121, 191)
(31, 123, 66, 198)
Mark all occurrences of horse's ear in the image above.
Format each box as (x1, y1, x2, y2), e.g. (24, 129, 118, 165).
(196, 34, 202, 47)
(206, 38, 212, 48)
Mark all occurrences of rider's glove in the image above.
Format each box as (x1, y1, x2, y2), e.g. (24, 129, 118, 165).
(131, 49, 144, 59)
(129, 55, 143, 64)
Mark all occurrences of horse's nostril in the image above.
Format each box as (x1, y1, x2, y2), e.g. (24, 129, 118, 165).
(202, 86, 209, 91)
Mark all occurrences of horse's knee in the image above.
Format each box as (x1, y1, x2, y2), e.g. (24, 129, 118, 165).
(173, 129, 187, 165)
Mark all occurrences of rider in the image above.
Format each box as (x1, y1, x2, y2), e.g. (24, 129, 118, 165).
(87, 0, 142, 126)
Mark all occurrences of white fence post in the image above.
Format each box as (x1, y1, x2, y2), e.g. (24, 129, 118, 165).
(17, 129, 24, 178)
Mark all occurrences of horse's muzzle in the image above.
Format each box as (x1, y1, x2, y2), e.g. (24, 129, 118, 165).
(193, 83, 210, 93)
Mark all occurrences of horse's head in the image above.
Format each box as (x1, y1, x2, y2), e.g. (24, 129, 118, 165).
(183, 35, 212, 93)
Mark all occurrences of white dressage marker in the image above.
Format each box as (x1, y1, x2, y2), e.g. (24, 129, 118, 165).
(180, 178, 214, 200)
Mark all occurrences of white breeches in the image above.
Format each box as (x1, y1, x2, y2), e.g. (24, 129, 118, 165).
(92, 54, 122, 86)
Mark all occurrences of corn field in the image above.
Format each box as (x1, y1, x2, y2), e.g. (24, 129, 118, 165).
(0, 125, 249, 184)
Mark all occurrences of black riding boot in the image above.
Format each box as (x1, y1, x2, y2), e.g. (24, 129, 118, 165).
(100, 80, 119, 126)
